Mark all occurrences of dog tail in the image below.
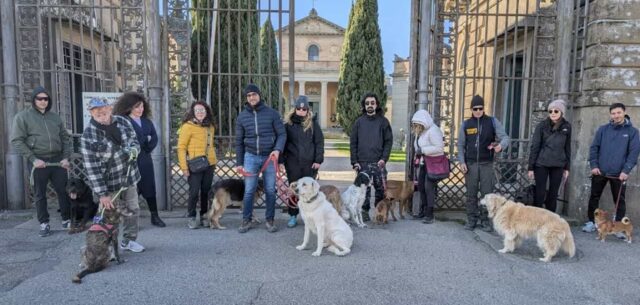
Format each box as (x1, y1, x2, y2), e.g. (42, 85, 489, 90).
(622, 217, 631, 225)
(72, 267, 102, 284)
(561, 229, 576, 258)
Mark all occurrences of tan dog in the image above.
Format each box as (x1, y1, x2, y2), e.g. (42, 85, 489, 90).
(319, 185, 344, 214)
(374, 198, 395, 225)
(384, 180, 413, 219)
(206, 179, 263, 229)
(594, 208, 633, 243)
(480, 193, 575, 262)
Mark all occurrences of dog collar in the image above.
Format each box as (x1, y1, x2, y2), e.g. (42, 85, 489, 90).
(305, 193, 319, 203)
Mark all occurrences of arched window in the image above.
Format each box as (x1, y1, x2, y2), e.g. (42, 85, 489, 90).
(308, 45, 319, 61)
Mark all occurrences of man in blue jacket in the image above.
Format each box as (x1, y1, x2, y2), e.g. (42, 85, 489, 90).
(235, 84, 286, 233)
(583, 103, 640, 234)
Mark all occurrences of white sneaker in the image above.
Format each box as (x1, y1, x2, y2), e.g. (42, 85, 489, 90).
(614, 232, 627, 240)
(61, 220, 71, 230)
(581, 221, 596, 233)
(120, 240, 145, 253)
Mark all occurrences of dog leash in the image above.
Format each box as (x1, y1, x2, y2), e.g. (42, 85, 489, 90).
(29, 162, 64, 186)
(238, 155, 298, 209)
(94, 153, 136, 223)
(603, 175, 626, 221)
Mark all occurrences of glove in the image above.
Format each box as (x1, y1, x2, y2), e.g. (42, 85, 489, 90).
(127, 147, 139, 161)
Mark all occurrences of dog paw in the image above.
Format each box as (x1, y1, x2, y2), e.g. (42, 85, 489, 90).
(498, 248, 509, 253)
(311, 251, 321, 257)
(218, 226, 227, 230)
(539, 257, 551, 263)
(296, 245, 306, 251)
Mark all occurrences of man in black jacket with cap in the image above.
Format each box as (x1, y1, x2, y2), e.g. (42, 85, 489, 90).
(350, 92, 393, 222)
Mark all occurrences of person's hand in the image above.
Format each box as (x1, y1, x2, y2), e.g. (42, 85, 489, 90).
(460, 163, 468, 174)
(100, 196, 114, 210)
(563, 170, 570, 179)
(235, 166, 244, 175)
(620, 172, 629, 181)
(311, 163, 321, 170)
(128, 147, 139, 161)
(377, 160, 386, 168)
(528, 170, 534, 180)
(33, 159, 46, 168)
(182, 169, 190, 177)
(269, 151, 280, 160)
(493, 144, 502, 153)
(352, 163, 361, 171)
(591, 168, 601, 176)
(60, 159, 70, 170)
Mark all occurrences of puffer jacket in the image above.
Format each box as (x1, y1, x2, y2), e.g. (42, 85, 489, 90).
(411, 110, 444, 157)
(177, 121, 218, 171)
(528, 118, 571, 170)
(235, 100, 286, 166)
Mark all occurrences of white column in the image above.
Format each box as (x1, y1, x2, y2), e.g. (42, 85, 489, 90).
(320, 81, 328, 129)
(298, 81, 306, 96)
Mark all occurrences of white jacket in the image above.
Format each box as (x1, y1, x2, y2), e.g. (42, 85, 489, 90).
(411, 110, 444, 157)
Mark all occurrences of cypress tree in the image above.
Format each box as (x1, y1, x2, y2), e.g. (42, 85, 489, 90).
(259, 18, 280, 109)
(336, 0, 387, 136)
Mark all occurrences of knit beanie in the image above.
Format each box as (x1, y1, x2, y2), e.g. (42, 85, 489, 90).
(471, 95, 484, 109)
(243, 83, 261, 97)
(548, 99, 567, 114)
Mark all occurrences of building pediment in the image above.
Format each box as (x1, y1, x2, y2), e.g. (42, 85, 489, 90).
(279, 9, 345, 36)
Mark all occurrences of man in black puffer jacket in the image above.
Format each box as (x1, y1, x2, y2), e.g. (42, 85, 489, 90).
(350, 92, 393, 222)
(235, 84, 286, 233)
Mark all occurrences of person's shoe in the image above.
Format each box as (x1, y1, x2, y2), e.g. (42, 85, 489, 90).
(266, 220, 278, 233)
(287, 216, 297, 228)
(464, 220, 476, 231)
(200, 216, 209, 228)
(582, 221, 596, 233)
(120, 240, 145, 253)
(423, 207, 434, 224)
(361, 211, 371, 222)
(614, 232, 627, 240)
(150, 213, 166, 227)
(187, 217, 199, 229)
(108, 245, 116, 261)
(238, 219, 252, 233)
(412, 214, 425, 220)
(39, 223, 51, 237)
(61, 219, 71, 230)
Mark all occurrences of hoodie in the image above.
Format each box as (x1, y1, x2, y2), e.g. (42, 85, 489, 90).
(11, 86, 71, 163)
(589, 116, 640, 176)
(411, 110, 444, 157)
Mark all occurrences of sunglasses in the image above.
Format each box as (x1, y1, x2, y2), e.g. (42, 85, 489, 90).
(35, 97, 49, 101)
(194, 108, 207, 114)
(296, 107, 308, 111)
(548, 109, 561, 114)
(472, 107, 483, 111)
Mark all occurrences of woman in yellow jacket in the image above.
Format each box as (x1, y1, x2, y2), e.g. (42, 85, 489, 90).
(177, 101, 217, 229)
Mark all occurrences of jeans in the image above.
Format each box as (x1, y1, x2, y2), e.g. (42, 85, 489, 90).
(588, 175, 626, 222)
(533, 166, 564, 213)
(30, 160, 70, 224)
(242, 153, 277, 221)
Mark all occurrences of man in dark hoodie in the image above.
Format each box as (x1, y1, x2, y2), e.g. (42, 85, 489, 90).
(11, 86, 72, 237)
(582, 103, 640, 235)
(457, 95, 510, 232)
(235, 84, 286, 233)
(350, 92, 393, 222)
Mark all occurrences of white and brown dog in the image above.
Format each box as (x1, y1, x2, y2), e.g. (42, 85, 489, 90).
(292, 177, 353, 257)
(340, 172, 372, 228)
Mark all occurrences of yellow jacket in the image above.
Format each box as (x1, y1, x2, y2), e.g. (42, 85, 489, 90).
(177, 121, 217, 171)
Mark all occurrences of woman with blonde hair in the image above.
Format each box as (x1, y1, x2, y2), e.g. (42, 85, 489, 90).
(177, 101, 218, 229)
(411, 109, 444, 224)
(281, 96, 324, 228)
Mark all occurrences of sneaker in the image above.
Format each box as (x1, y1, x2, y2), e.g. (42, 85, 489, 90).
(120, 240, 145, 253)
(582, 221, 596, 233)
(39, 223, 51, 237)
(61, 220, 71, 230)
(238, 219, 252, 233)
(287, 216, 297, 228)
(266, 220, 278, 233)
(361, 211, 371, 222)
(187, 217, 199, 229)
(422, 216, 434, 224)
(614, 232, 627, 240)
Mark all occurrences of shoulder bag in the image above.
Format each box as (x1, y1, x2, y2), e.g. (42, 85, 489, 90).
(187, 127, 211, 173)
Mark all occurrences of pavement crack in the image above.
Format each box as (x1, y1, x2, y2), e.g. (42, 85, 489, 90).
(249, 282, 265, 305)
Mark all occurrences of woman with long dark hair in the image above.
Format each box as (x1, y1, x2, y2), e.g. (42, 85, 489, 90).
(177, 101, 218, 229)
(113, 92, 166, 227)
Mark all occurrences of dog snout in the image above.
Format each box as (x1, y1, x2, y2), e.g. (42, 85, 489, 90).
(69, 193, 77, 200)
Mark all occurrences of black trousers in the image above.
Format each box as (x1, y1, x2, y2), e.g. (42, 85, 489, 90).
(31, 164, 70, 224)
(417, 165, 438, 211)
(359, 162, 387, 212)
(284, 162, 317, 217)
(533, 166, 564, 213)
(588, 175, 626, 222)
(187, 165, 214, 218)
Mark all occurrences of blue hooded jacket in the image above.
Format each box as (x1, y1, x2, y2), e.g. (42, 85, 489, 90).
(589, 116, 640, 176)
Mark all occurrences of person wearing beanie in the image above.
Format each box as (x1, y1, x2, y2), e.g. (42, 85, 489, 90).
(457, 94, 510, 231)
(281, 96, 324, 228)
(235, 83, 286, 233)
(11, 86, 72, 237)
(527, 99, 572, 214)
(350, 92, 393, 222)
(582, 103, 640, 236)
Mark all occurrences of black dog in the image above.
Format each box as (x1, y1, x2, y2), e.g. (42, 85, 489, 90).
(66, 178, 98, 234)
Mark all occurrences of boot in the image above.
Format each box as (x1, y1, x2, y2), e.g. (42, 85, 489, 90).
(423, 207, 434, 224)
(150, 212, 166, 227)
(480, 219, 493, 232)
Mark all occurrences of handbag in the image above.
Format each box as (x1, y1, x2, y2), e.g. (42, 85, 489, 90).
(424, 154, 451, 181)
(186, 127, 211, 173)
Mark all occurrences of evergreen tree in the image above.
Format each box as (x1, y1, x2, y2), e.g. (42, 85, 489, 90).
(336, 0, 387, 136)
(259, 18, 280, 110)
(190, 0, 260, 135)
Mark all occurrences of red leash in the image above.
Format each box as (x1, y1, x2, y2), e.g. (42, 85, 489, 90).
(239, 155, 298, 209)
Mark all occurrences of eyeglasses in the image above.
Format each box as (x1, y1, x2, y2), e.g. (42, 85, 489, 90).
(365, 101, 377, 106)
(296, 107, 308, 111)
(35, 97, 49, 101)
(472, 107, 483, 112)
(194, 109, 206, 114)
(548, 109, 560, 114)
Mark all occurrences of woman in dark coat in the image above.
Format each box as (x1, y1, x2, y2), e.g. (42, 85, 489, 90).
(113, 92, 166, 227)
(528, 99, 571, 213)
(281, 96, 324, 228)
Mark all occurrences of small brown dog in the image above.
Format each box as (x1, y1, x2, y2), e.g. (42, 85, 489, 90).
(374, 198, 396, 225)
(319, 185, 344, 214)
(594, 208, 633, 243)
(384, 180, 413, 219)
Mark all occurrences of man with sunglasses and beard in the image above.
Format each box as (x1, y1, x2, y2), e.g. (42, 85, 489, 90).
(350, 92, 393, 222)
(457, 95, 510, 231)
(11, 86, 72, 237)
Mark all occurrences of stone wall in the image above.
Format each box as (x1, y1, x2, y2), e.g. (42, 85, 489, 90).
(568, 0, 640, 221)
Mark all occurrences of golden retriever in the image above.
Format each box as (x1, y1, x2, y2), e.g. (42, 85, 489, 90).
(384, 180, 413, 219)
(480, 193, 575, 262)
(292, 177, 353, 257)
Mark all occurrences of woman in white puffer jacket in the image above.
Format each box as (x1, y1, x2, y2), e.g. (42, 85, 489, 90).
(411, 109, 444, 223)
